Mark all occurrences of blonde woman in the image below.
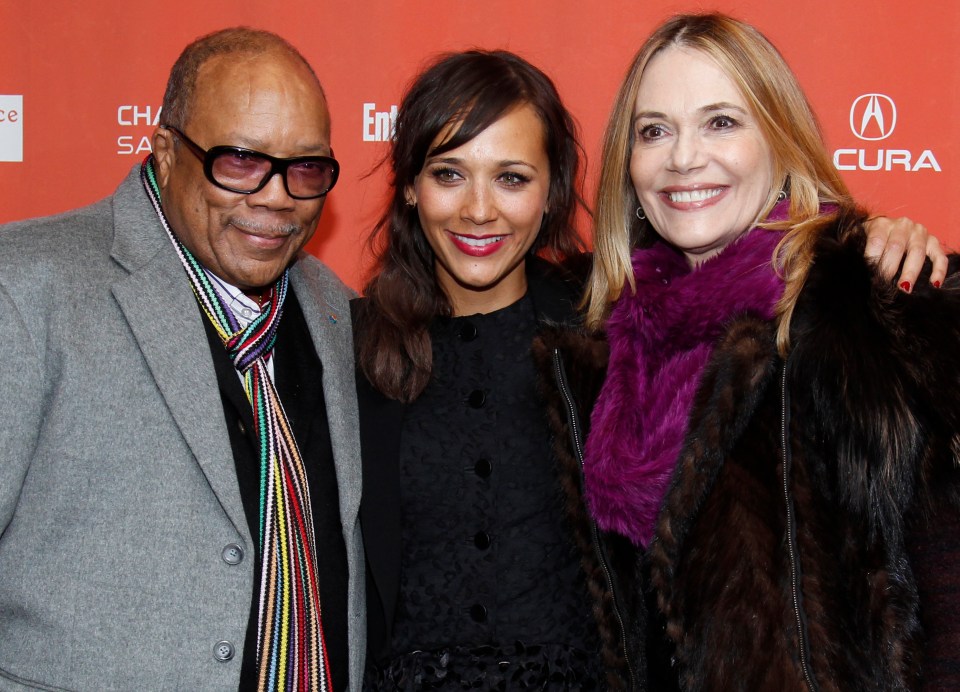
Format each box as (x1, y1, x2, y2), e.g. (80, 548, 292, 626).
(539, 13, 959, 690)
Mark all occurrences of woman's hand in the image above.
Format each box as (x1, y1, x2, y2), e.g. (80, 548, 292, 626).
(864, 216, 947, 292)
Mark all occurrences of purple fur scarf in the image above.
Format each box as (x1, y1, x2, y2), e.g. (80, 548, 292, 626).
(583, 225, 786, 547)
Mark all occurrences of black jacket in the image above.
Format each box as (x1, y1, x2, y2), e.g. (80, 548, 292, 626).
(353, 257, 610, 670)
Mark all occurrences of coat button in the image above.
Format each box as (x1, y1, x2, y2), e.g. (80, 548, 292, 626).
(474, 459, 493, 478)
(459, 323, 478, 341)
(470, 604, 487, 622)
(214, 640, 235, 661)
(467, 390, 486, 408)
(237, 419, 247, 436)
(473, 531, 491, 550)
(222, 543, 244, 565)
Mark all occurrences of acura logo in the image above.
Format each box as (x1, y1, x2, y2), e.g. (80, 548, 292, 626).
(850, 94, 897, 141)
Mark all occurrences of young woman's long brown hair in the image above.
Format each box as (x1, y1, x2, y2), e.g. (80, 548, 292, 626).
(355, 49, 586, 402)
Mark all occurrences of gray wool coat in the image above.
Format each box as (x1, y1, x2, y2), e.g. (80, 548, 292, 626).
(0, 167, 365, 691)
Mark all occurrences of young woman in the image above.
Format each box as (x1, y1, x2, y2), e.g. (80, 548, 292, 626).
(352, 50, 607, 689)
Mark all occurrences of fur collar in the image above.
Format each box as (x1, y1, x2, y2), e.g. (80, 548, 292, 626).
(583, 226, 785, 546)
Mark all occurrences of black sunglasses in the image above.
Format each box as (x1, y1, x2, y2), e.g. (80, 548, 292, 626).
(164, 125, 339, 199)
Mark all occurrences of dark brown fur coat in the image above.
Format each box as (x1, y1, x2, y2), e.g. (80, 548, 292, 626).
(537, 213, 960, 691)
(649, 214, 960, 691)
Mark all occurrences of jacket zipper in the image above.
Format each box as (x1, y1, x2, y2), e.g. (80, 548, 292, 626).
(781, 363, 819, 692)
(552, 348, 638, 690)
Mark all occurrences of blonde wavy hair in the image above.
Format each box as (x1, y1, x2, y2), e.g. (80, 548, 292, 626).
(585, 13, 853, 353)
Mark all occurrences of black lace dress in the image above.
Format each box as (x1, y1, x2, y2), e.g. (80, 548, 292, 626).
(365, 295, 603, 690)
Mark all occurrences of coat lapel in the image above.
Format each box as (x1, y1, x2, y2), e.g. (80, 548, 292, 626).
(108, 168, 250, 542)
(289, 261, 362, 528)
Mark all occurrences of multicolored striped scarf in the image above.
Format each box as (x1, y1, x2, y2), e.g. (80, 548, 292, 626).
(141, 157, 332, 691)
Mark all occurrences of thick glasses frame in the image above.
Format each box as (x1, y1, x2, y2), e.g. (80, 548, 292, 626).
(164, 125, 340, 199)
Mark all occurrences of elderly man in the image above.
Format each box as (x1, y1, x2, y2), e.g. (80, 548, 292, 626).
(0, 28, 363, 691)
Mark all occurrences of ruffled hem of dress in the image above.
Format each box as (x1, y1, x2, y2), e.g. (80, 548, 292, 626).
(364, 641, 604, 690)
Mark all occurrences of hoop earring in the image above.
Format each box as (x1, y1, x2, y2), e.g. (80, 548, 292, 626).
(636, 206, 646, 220)
(778, 176, 791, 202)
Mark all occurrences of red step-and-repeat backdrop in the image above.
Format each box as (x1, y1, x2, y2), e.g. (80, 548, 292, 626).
(1, 0, 956, 290)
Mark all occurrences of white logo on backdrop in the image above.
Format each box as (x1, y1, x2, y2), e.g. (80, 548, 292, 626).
(850, 94, 897, 141)
(116, 104, 160, 155)
(0, 95, 24, 162)
(363, 103, 397, 142)
(834, 93, 940, 172)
